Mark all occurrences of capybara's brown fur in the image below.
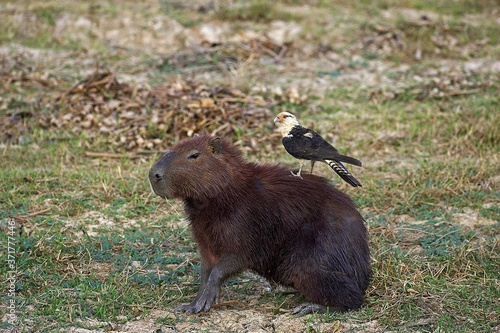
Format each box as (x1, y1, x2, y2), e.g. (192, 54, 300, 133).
(149, 135, 370, 314)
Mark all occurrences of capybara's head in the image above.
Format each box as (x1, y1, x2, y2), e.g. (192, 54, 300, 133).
(149, 135, 242, 200)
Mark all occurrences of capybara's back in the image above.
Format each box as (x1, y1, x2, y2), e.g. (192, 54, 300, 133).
(149, 135, 370, 314)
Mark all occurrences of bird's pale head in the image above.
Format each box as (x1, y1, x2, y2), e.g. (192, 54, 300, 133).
(273, 112, 300, 137)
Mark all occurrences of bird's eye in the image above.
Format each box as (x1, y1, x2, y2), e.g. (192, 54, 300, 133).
(187, 152, 200, 160)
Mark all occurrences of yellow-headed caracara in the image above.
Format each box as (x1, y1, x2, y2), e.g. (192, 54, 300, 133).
(274, 112, 362, 187)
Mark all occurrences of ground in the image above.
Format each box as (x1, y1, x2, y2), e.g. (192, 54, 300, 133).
(0, 1, 499, 332)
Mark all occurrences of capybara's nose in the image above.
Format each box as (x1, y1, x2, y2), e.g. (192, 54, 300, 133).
(149, 166, 163, 182)
(149, 151, 176, 194)
(148, 152, 175, 199)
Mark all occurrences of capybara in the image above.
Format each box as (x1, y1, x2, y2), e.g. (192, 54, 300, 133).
(148, 135, 370, 314)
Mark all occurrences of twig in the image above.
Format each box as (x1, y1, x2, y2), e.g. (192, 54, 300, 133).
(85, 151, 142, 159)
(212, 300, 240, 308)
(136, 150, 168, 155)
(440, 89, 482, 98)
(16, 207, 52, 222)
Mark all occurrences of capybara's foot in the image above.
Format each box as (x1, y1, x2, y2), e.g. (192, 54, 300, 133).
(175, 286, 220, 314)
(290, 303, 326, 315)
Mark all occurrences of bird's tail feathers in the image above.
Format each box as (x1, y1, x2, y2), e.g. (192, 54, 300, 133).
(325, 160, 362, 187)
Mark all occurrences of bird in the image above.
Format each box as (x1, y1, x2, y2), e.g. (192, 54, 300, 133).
(273, 111, 362, 187)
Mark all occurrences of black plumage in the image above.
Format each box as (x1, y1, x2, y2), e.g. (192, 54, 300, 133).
(274, 112, 362, 187)
(282, 126, 362, 187)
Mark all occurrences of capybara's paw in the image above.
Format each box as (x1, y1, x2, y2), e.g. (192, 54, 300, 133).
(290, 303, 326, 315)
(175, 286, 220, 314)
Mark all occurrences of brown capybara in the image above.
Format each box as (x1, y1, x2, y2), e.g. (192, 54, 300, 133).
(148, 135, 370, 315)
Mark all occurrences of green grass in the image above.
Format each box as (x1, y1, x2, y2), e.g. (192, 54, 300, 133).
(8, 222, 196, 328)
(214, 0, 296, 22)
(2, 89, 498, 332)
(1, 153, 196, 328)
(344, 0, 499, 14)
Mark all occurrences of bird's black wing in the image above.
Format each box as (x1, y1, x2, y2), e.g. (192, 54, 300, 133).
(283, 126, 361, 166)
(282, 126, 328, 161)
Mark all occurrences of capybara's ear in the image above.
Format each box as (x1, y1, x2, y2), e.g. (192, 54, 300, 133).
(208, 137, 222, 155)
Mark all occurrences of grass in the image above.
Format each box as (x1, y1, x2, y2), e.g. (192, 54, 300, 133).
(1, 0, 499, 332)
(214, 0, 296, 23)
(1, 146, 196, 329)
(11, 222, 195, 327)
(2, 93, 498, 332)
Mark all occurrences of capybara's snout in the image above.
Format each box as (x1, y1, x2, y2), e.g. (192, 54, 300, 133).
(149, 152, 174, 198)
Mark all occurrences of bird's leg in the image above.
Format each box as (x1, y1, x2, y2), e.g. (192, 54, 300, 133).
(310, 161, 316, 174)
(290, 160, 303, 178)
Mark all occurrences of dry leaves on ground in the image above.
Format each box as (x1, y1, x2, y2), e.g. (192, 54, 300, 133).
(1, 42, 299, 152)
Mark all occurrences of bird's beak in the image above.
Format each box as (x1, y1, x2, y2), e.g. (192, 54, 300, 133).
(273, 116, 281, 124)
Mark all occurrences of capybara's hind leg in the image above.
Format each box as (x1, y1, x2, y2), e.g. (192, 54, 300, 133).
(292, 269, 364, 312)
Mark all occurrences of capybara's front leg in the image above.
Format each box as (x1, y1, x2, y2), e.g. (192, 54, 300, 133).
(175, 254, 245, 314)
(175, 258, 212, 314)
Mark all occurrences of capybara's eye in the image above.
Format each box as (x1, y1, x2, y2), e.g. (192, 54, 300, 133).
(188, 152, 200, 160)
